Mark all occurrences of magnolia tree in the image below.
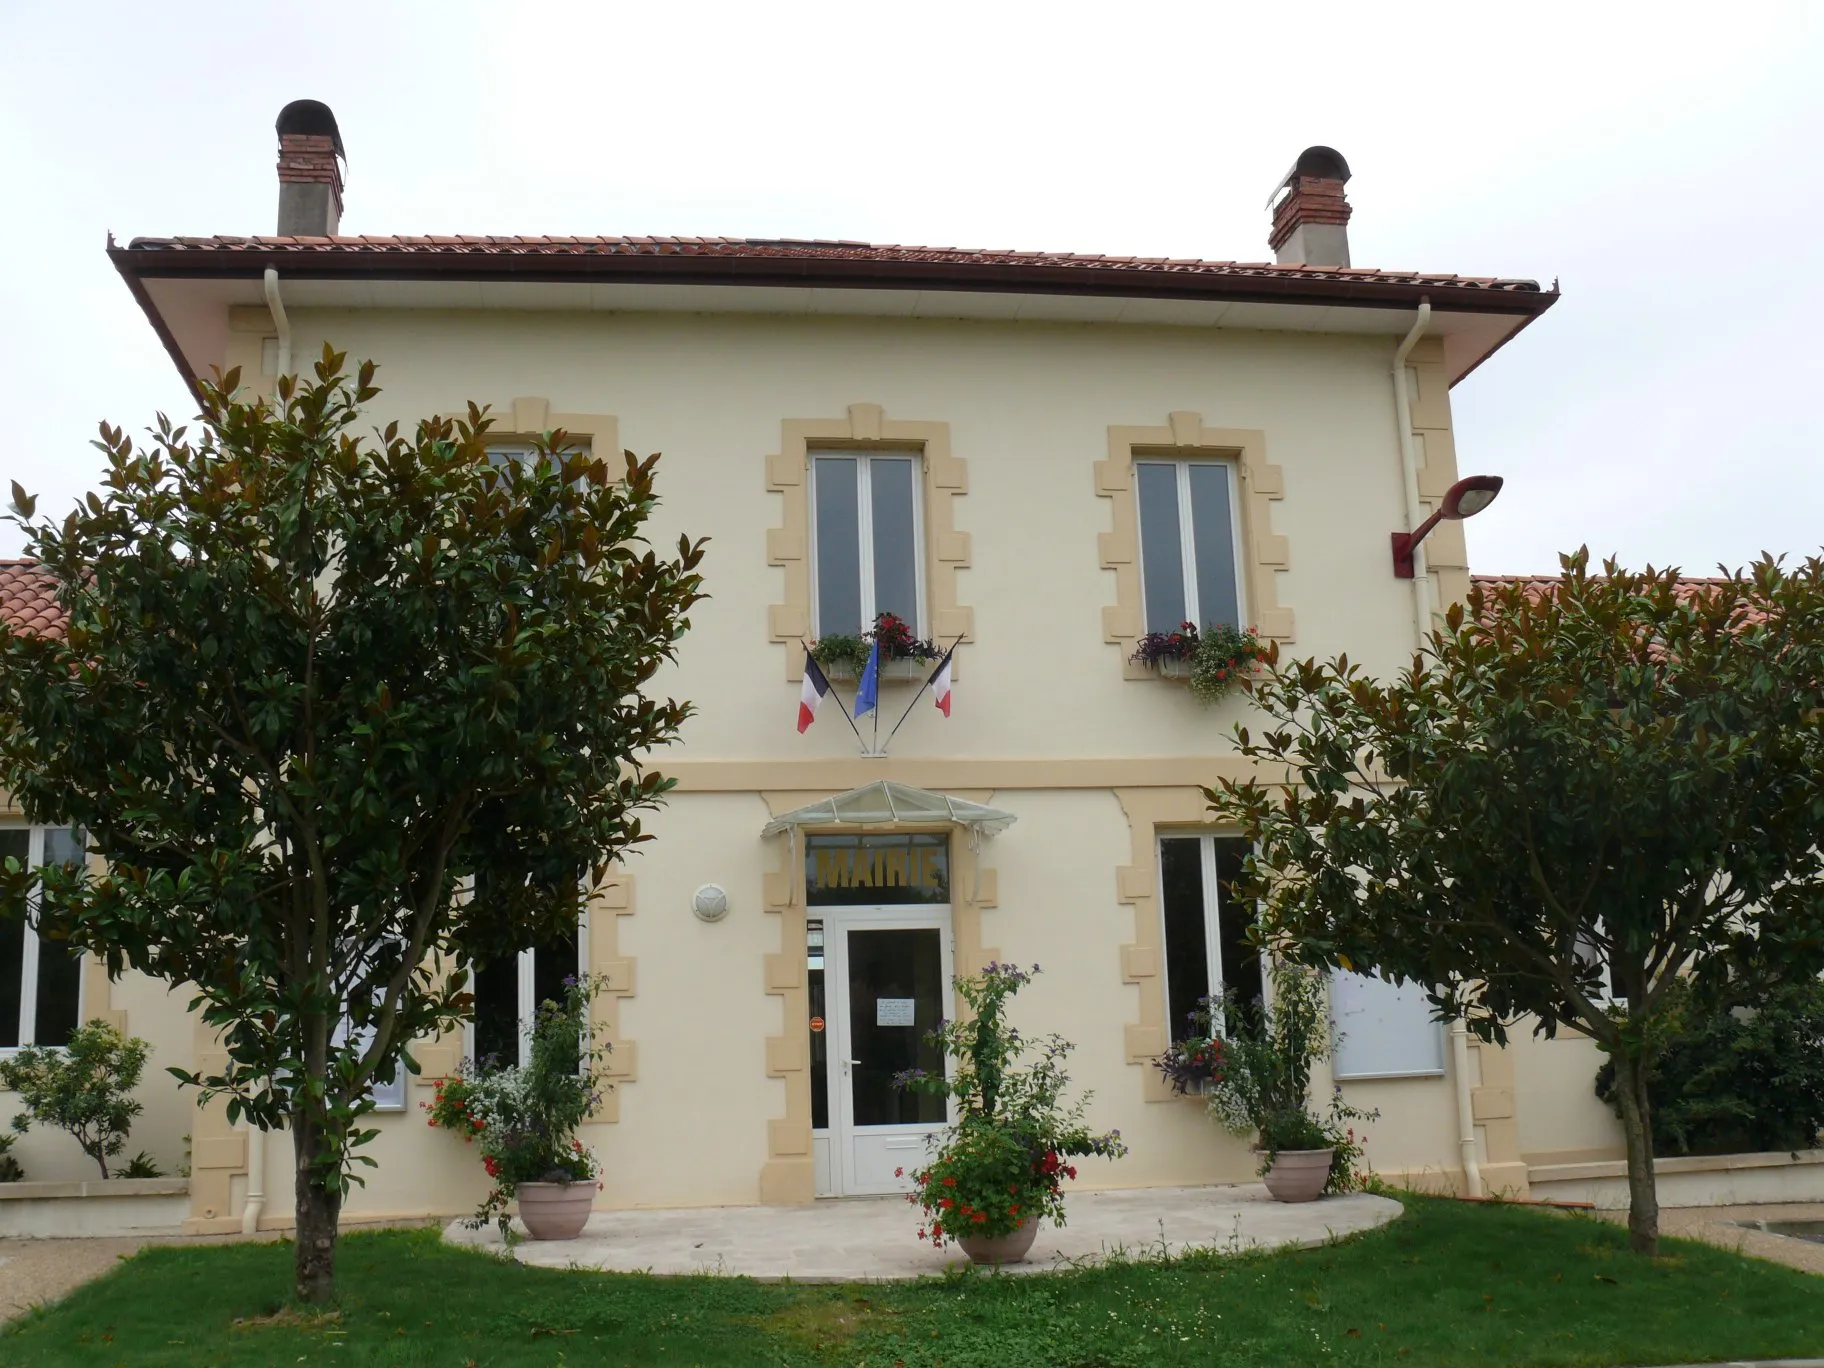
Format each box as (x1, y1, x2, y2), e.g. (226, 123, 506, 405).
(1210, 552, 1824, 1255)
(0, 350, 706, 1300)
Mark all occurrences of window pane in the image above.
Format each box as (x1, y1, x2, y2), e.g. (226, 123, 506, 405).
(808, 919, 828, 1131)
(1136, 463, 1187, 634)
(472, 958, 518, 1068)
(1159, 838, 1210, 1043)
(40, 827, 85, 870)
(531, 924, 581, 1074)
(805, 833, 949, 907)
(0, 830, 28, 1048)
(869, 457, 919, 633)
(844, 927, 946, 1126)
(812, 456, 863, 637)
(1213, 839, 1261, 1019)
(33, 936, 80, 1047)
(1187, 463, 1241, 631)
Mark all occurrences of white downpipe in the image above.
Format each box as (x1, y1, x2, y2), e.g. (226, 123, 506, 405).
(240, 269, 289, 1238)
(1393, 301, 1483, 1199)
(1393, 298, 1433, 647)
(1449, 1021, 1484, 1198)
(262, 267, 292, 388)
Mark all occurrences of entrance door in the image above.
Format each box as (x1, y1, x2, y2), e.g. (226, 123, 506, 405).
(812, 907, 952, 1197)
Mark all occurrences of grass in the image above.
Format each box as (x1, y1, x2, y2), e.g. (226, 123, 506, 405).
(4, 1195, 1822, 1367)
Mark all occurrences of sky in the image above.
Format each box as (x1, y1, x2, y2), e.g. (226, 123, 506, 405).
(1, 1, 1819, 574)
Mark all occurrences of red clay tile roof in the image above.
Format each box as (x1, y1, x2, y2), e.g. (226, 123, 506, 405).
(0, 560, 64, 640)
(118, 233, 1548, 294)
(114, 235, 1555, 320)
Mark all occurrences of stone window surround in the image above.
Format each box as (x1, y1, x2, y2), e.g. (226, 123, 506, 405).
(767, 406, 973, 682)
(757, 799, 1000, 1205)
(1097, 413, 1292, 679)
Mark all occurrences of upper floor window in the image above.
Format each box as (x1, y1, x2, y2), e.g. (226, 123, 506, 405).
(1135, 458, 1244, 635)
(1158, 834, 1259, 1044)
(810, 451, 924, 638)
(0, 825, 84, 1050)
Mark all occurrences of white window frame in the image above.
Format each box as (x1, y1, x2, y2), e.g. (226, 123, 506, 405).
(1133, 457, 1247, 633)
(333, 937, 410, 1112)
(807, 450, 927, 638)
(464, 907, 591, 1070)
(0, 823, 85, 1055)
(1156, 833, 1258, 1040)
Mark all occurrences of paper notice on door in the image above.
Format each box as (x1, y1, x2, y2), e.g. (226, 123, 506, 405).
(876, 997, 916, 1027)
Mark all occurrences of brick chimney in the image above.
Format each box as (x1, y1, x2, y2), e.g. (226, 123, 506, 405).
(1268, 146, 1352, 268)
(275, 100, 345, 237)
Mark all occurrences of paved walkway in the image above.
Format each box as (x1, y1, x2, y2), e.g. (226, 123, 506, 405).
(444, 1183, 1402, 1280)
(1590, 1201, 1824, 1278)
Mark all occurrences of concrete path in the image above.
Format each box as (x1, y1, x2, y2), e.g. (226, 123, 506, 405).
(1588, 1201, 1824, 1277)
(444, 1183, 1402, 1281)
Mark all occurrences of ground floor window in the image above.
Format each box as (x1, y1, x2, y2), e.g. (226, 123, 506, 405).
(1158, 834, 1259, 1043)
(0, 824, 84, 1050)
(469, 915, 587, 1070)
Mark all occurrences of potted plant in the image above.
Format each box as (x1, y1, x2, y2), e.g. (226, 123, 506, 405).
(895, 963, 1126, 1265)
(426, 973, 611, 1240)
(810, 612, 943, 682)
(1189, 963, 1375, 1203)
(1130, 621, 1271, 702)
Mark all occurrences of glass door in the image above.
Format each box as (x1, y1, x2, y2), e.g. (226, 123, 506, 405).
(821, 908, 952, 1196)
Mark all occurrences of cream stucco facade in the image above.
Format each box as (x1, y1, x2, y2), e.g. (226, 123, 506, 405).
(7, 220, 1665, 1231)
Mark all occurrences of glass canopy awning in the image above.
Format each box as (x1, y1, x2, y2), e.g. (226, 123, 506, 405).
(760, 780, 1017, 839)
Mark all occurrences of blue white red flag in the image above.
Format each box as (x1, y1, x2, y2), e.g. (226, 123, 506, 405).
(797, 654, 833, 733)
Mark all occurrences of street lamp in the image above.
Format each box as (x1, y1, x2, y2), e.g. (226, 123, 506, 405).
(1391, 475, 1505, 579)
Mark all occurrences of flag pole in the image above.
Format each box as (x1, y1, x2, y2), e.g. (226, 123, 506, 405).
(880, 634, 964, 754)
(802, 641, 870, 754)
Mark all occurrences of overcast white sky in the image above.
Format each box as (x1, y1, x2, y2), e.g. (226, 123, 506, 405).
(1, 1, 1819, 573)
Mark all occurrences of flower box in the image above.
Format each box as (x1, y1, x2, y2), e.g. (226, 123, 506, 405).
(819, 658, 936, 684)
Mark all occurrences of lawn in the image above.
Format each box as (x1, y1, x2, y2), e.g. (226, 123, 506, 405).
(5, 1196, 1821, 1367)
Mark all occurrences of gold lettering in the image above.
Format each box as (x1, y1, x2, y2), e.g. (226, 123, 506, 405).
(855, 851, 876, 887)
(885, 849, 909, 886)
(814, 849, 845, 890)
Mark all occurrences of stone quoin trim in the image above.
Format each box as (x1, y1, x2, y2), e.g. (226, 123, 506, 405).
(758, 798, 999, 1205)
(1096, 414, 1290, 680)
(766, 405, 973, 682)
(1399, 337, 1472, 615)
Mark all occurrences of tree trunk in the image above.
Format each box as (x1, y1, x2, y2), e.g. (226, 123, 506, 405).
(292, 1108, 343, 1303)
(1609, 1049, 1660, 1256)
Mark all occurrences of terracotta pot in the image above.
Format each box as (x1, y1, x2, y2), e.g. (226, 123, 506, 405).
(1262, 1148, 1333, 1203)
(956, 1220, 1039, 1266)
(515, 1180, 597, 1240)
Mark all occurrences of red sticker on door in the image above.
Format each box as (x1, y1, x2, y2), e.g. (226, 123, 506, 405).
(809, 1016, 825, 1033)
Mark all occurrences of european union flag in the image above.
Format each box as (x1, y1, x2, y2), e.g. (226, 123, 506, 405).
(853, 637, 881, 718)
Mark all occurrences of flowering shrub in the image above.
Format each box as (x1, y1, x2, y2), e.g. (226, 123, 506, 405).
(1129, 621, 1272, 703)
(810, 612, 941, 674)
(424, 973, 610, 1235)
(1200, 964, 1377, 1194)
(896, 963, 1125, 1246)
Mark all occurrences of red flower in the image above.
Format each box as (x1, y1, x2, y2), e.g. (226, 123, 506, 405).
(939, 1198, 954, 1209)
(894, 1167, 904, 1178)
(972, 1212, 987, 1224)
(1009, 1204, 1020, 1215)
(942, 1177, 957, 1187)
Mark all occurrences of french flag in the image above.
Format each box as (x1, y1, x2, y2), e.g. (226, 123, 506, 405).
(928, 644, 955, 718)
(797, 654, 834, 733)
